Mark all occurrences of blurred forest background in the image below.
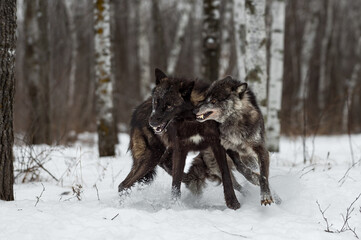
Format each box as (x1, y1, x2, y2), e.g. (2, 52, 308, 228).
(13, 0, 361, 146)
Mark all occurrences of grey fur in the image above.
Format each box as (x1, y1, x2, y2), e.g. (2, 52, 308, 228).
(195, 76, 275, 206)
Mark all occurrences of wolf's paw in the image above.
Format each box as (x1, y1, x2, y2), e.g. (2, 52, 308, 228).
(261, 192, 274, 206)
(226, 198, 241, 210)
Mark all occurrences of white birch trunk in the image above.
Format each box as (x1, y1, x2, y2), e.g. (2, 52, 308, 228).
(167, 0, 192, 75)
(94, 0, 115, 157)
(244, 0, 268, 116)
(202, 0, 221, 82)
(219, 0, 232, 77)
(233, 0, 246, 80)
(138, 0, 151, 99)
(267, 0, 285, 152)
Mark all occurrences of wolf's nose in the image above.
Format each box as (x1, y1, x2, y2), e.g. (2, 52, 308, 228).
(193, 108, 200, 114)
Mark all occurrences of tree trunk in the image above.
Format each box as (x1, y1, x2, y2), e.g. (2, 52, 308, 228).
(266, 0, 285, 152)
(0, 0, 16, 201)
(202, 0, 221, 82)
(152, 0, 167, 71)
(94, 0, 116, 157)
(219, 0, 233, 77)
(166, 0, 192, 75)
(138, 0, 151, 99)
(64, 0, 77, 109)
(23, 0, 51, 145)
(244, 0, 268, 116)
(233, 0, 246, 80)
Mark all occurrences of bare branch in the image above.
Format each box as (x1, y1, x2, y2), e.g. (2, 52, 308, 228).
(214, 226, 248, 238)
(111, 213, 119, 220)
(316, 193, 361, 239)
(338, 159, 361, 186)
(34, 183, 46, 207)
(93, 184, 100, 201)
(316, 200, 334, 233)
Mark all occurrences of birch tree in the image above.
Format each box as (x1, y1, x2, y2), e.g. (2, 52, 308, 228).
(219, 0, 233, 77)
(0, 0, 16, 201)
(202, 0, 221, 82)
(244, 0, 268, 116)
(233, 0, 246, 80)
(94, 0, 116, 157)
(166, 0, 192, 75)
(138, 0, 151, 99)
(267, 0, 285, 152)
(23, 0, 51, 145)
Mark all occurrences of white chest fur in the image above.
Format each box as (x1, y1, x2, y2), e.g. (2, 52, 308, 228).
(189, 134, 204, 144)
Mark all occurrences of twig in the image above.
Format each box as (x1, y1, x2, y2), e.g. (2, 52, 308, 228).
(214, 226, 248, 238)
(316, 200, 333, 233)
(299, 168, 315, 178)
(35, 183, 46, 207)
(93, 184, 100, 201)
(317, 193, 361, 239)
(337, 193, 361, 239)
(111, 213, 119, 220)
(346, 89, 355, 165)
(32, 157, 59, 182)
(338, 159, 361, 186)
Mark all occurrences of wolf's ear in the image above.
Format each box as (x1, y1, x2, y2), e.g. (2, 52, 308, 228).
(223, 75, 233, 81)
(180, 81, 195, 99)
(155, 68, 167, 85)
(236, 83, 248, 96)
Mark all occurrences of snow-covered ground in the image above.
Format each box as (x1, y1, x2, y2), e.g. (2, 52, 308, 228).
(1, 133, 361, 240)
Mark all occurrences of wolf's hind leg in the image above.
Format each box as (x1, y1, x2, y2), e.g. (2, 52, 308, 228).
(227, 149, 260, 186)
(254, 145, 273, 206)
(183, 153, 208, 195)
(118, 151, 160, 194)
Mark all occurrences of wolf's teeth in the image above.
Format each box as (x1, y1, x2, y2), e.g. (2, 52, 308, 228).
(200, 114, 204, 119)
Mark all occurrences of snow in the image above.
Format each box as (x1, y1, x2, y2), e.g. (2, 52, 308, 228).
(1, 133, 361, 240)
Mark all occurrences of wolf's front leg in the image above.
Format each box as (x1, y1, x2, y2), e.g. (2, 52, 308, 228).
(171, 143, 187, 201)
(211, 143, 240, 210)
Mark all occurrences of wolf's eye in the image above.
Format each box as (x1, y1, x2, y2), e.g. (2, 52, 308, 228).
(211, 99, 217, 104)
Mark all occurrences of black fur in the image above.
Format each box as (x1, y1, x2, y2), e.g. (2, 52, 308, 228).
(118, 69, 240, 210)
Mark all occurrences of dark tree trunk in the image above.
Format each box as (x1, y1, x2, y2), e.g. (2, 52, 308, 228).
(202, 0, 221, 82)
(23, 0, 51, 145)
(0, 0, 16, 201)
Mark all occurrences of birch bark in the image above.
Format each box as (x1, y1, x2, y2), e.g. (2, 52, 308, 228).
(233, 0, 246, 80)
(244, 0, 268, 116)
(138, 0, 151, 99)
(267, 0, 285, 152)
(94, 0, 116, 157)
(202, 0, 221, 82)
(219, 0, 233, 77)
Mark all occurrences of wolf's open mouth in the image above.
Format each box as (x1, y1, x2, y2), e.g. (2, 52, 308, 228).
(152, 121, 170, 134)
(196, 111, 213, 121)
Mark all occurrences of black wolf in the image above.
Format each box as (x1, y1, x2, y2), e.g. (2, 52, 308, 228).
(118, 69, 240, 210)
(194, 76, 274, 205)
